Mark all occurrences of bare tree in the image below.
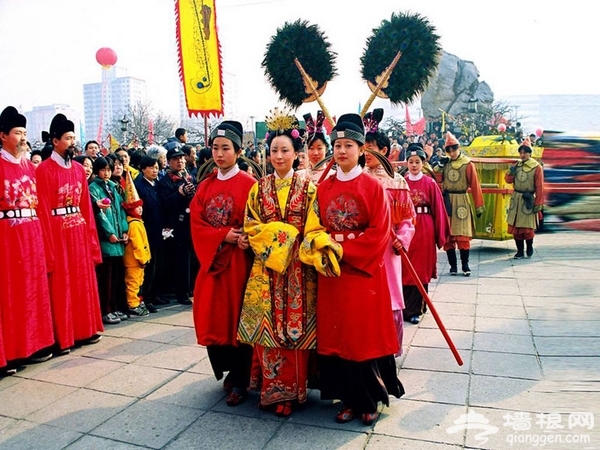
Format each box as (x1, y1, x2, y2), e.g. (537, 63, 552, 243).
(379, 116, 407, 140)
(107, 101, 177, 148)
(180, 116, 223, 146)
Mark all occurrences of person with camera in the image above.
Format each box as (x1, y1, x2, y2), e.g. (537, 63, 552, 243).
(157, 148, 197, 305)
(505, 138, 544, 259)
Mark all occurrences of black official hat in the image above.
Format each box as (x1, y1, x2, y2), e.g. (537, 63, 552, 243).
(0, 106, 27, 134)
(406, 143, 427, 161)
(209, 120, 243, 148)
(330, 113, 365, 145)
(49, 113, 75, 140)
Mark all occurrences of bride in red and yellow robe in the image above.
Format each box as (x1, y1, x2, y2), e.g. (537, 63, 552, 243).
(238, 128, 341, 417)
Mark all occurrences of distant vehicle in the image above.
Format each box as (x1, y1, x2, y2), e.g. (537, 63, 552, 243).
(540, 131, 600, 231)
(461, 133, 600, 236)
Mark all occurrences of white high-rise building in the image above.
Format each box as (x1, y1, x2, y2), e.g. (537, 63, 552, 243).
(83, 66, 147, 144)
(24, 104, 81, 149)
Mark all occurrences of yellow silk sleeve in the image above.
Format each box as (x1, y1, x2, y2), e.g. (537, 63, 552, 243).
(244, 182, 299, 274)
(299, 184, 343, 276)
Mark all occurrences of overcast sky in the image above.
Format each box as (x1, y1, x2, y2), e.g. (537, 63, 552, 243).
(1, 0, 597, 127)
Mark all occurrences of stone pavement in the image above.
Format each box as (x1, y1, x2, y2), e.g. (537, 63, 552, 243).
(0, 229, 598, 450)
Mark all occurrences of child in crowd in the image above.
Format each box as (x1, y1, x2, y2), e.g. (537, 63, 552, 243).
(88, 157, 129, 325)
(122, 172, 151, 317)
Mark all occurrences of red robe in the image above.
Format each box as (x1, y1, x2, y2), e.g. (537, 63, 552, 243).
(402, 173, 450, 285)
(0, 152, 54, 364)
(36, 155, 104, 349)
(316, 172, 398, 362)
(191, 169, 255, 346)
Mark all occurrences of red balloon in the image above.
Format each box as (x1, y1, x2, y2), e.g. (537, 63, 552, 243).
(535, 128, 543, 138)
(96, 47, 117, 68)
(497, 123, 506, 133)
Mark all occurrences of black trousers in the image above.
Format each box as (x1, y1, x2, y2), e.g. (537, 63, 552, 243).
(318, 354, 404, 414)
(207, 344, 253, 390)
(96, 256, 127, 316)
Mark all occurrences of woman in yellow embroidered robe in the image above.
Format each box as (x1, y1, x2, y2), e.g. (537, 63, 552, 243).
(237, 127, 341, 417)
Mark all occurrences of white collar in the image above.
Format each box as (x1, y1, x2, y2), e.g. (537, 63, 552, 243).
(217, 164, 240, 181)
(51, 151, 71, 168)
(275, 168, 294, 180)
(0, 149, 21, 164)
(336, 164, 363, 181)
(408, 171, 424, 181)
(143, 176, 155, 186)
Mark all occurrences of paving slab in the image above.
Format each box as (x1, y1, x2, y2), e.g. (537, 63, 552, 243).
(0, 420, 81, 450)
(0, 230, 597, 449)
(471, 351, 542, 380)
(163, 411, 279, 450)
(25, 388, 135, 433)
(90, 399, 202, 449)
(473, 332, 536, 355)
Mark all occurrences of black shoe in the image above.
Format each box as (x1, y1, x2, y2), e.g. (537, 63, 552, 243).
(144, 302, 158, 313)
(103, 313, 121, 325)
(459, 249, 471, 276)
(76, 334, 102, 346)
(526, 239, 534, 258)
(54, 345, 71, 356)
(114, 311, 129, 321)
(129, 305, 150, 317)
(177, 298, 192, 305)
(409, 315, 420, 324)
(85, 334, 103, 345)
(28, 348, 54, 363)
(446, 250, 458, 276)
(0, 367, 17, 377)
(513, 252, 524, 260)
(152, 297, 170, 305)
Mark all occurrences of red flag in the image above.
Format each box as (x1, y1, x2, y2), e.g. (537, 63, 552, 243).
(413, 117, 426, 135)
(405, 105, 413, 135)
(96, 114, 103, 143)
(323, 116, 336, 135)
(148, 120, 154, 145)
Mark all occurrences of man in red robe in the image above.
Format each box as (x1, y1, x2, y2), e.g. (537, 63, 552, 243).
(36, 113, 104, 353)
(0, 106, 55, 376)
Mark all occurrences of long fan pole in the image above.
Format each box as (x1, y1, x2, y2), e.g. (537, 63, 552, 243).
(398, 244, 464, 366)
(293, 58, 335, 127)
(359, 51, 402, 118)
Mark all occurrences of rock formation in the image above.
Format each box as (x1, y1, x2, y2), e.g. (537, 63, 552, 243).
(421, 50, 494, 119)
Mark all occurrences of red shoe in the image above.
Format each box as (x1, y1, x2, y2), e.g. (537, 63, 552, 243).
(274, 401, 293, 417)
(361, 411, 379, 425)
(335, 408, 355, 423)
(225, 388, 247, 406)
